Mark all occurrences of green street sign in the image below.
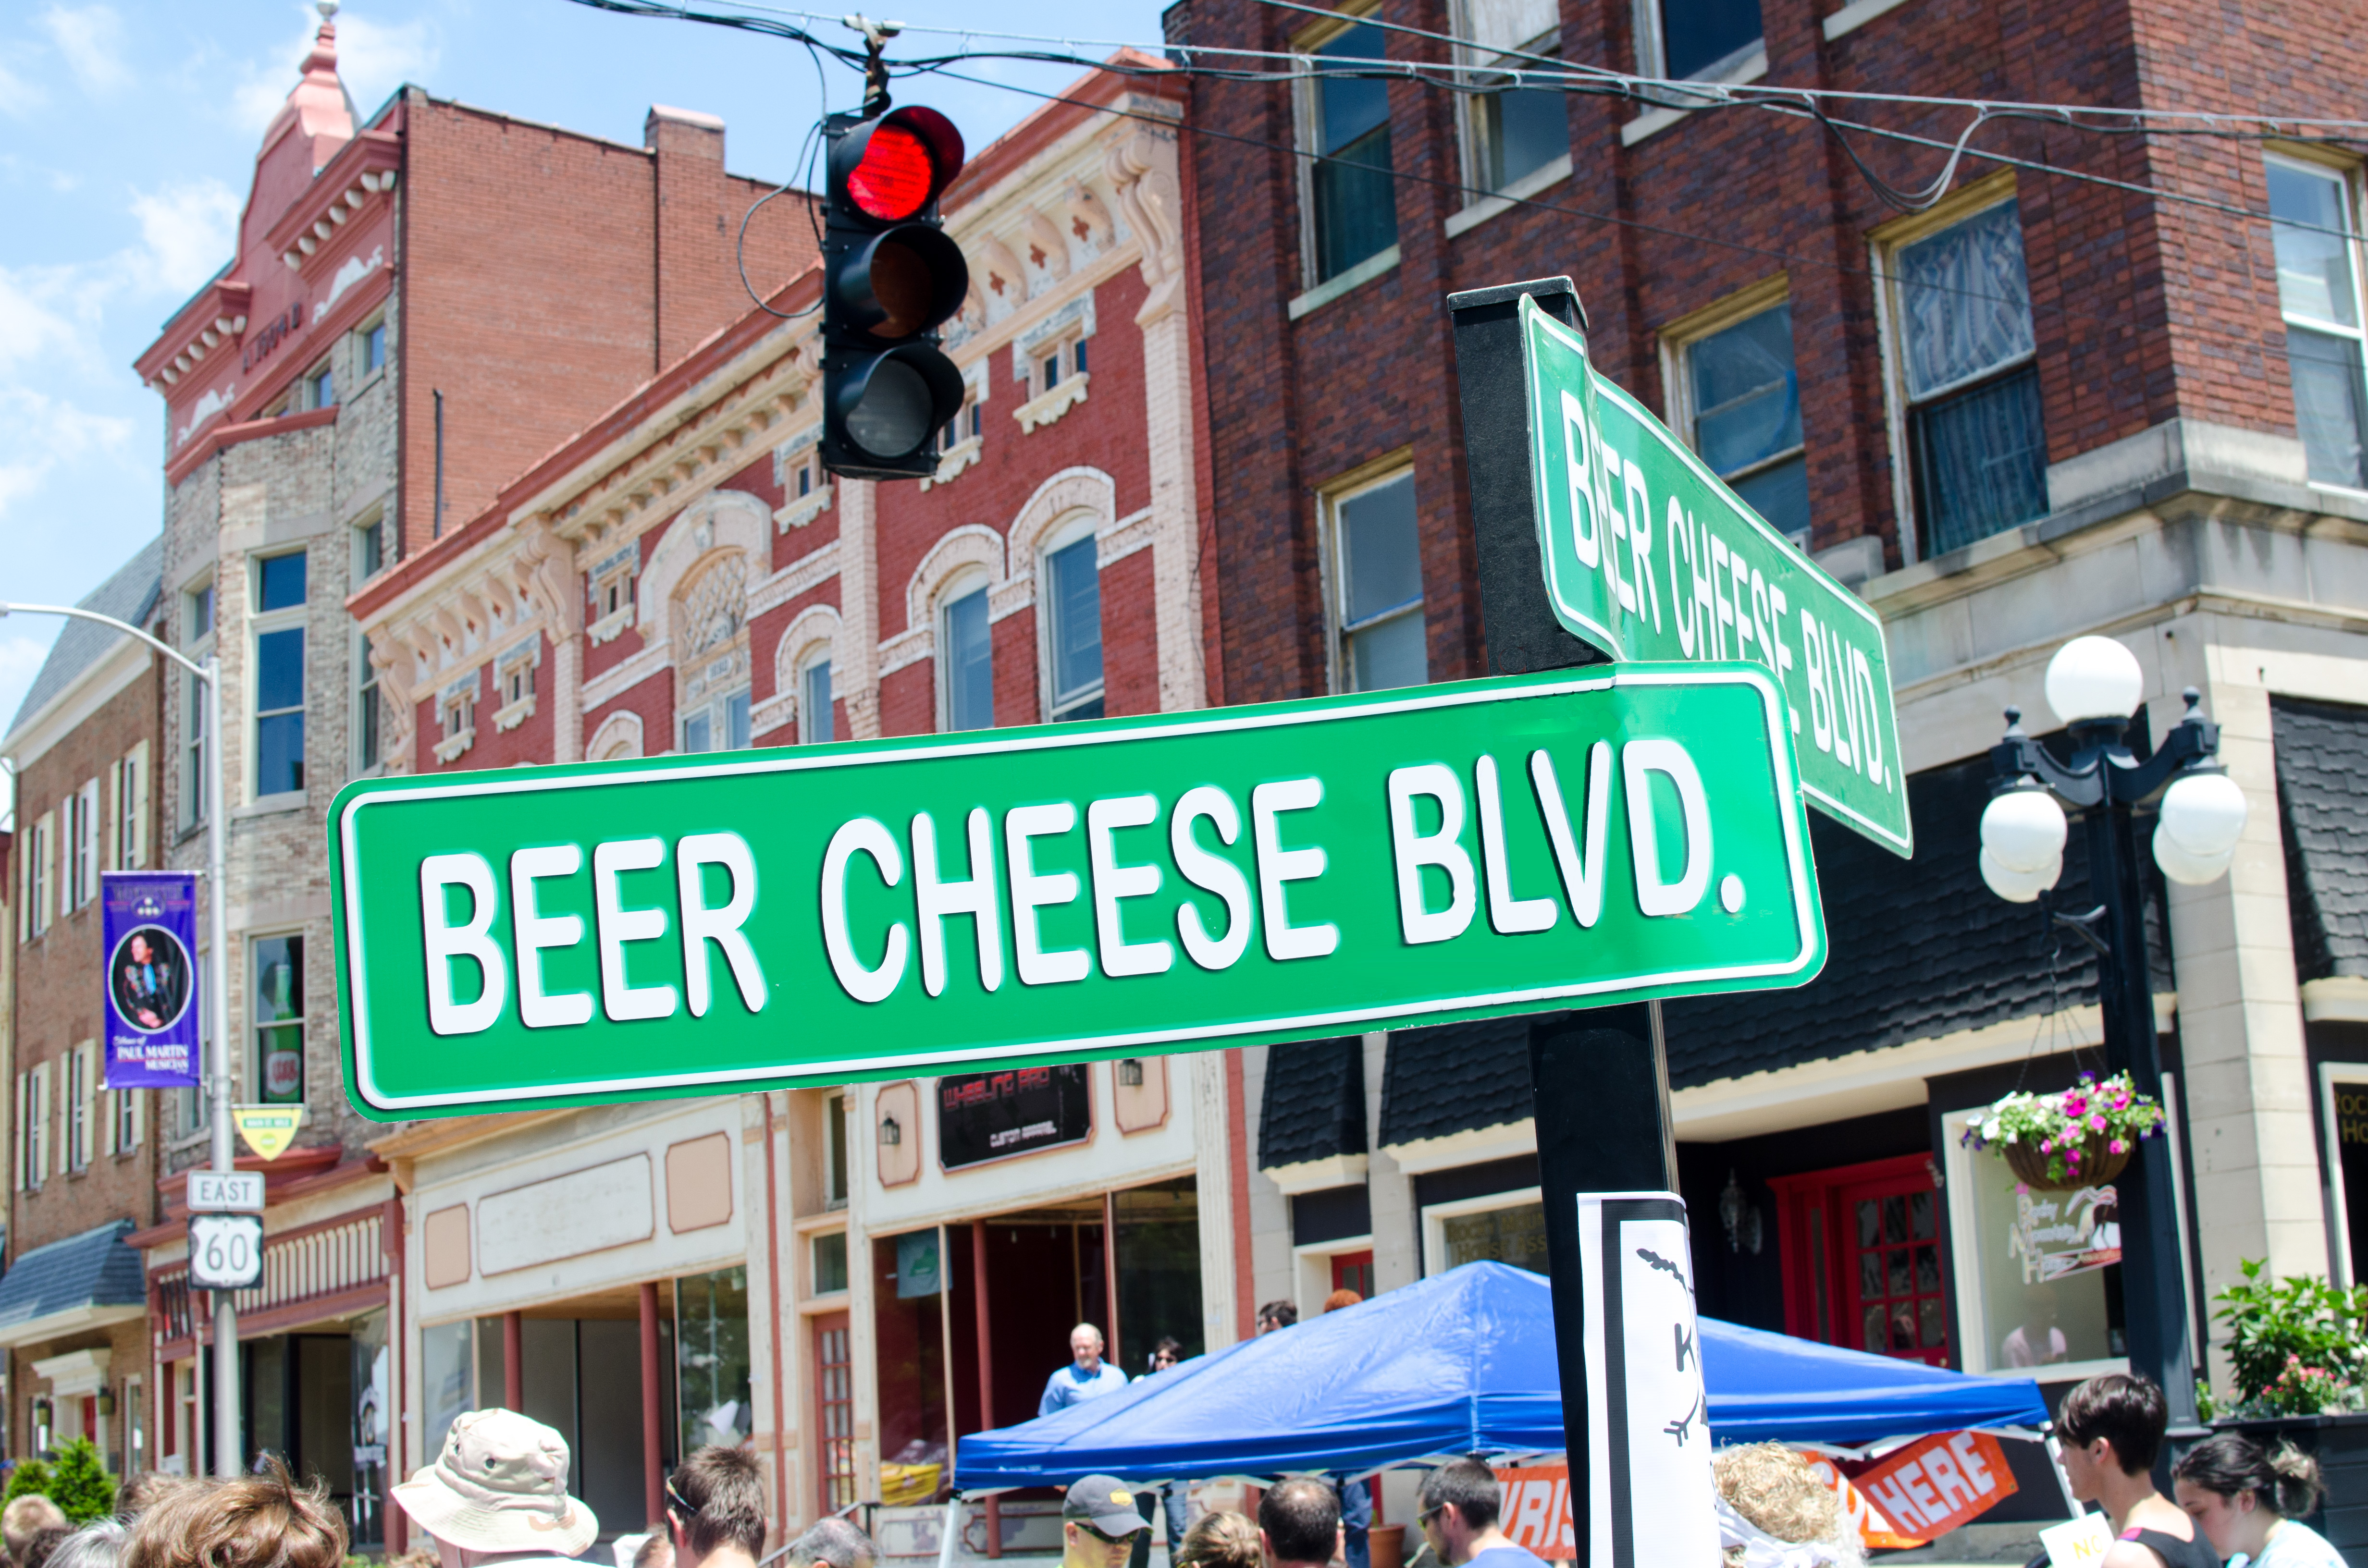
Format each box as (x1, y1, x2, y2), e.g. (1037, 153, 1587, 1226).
(329, 663, 1825, 1119)
(1518, 295, 1913, 858)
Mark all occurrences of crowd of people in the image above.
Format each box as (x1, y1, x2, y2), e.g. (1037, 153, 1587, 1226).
(0, 1360, 2343, 1568)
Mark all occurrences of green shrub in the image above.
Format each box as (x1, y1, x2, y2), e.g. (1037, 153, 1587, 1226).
(2215, 1259, 2368, 1415)
(45, 1438, 116, 1524)
(1, 1457, 54, 1508)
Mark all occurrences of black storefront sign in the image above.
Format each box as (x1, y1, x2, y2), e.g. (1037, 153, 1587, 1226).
(937, 1066, 1092, 1170)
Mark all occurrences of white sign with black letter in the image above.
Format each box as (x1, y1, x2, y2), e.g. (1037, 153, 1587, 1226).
(1578, 1192, 1716, 1568)
(187, 1213, 264, 1289)
(187, 1171, 265, 1213)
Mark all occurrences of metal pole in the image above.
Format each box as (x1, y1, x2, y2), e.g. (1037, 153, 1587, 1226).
(2087, 788, 2197, 1431)
(206, 650, 241, 1476)
(0, 606, 242, 1476)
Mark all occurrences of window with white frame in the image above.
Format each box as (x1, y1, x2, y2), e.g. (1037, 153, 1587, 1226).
(1941, 1091, 2128, 1377)
(589, 545, 638, 640)
(781, 442, 824, 501)
(1031, 335, 1088, 402)
(1041, 522, 1105, 721)
(24, 811, 53, 938)
(2266, 155, 2368, 488)
(939, 572, 994, 732)
(1454, 0, 1566, 196)
(355, 632, 382, 773)
(1422, 1188, 1547, 1274)
(114, 743, 148, 870)
(1327, 466, 1427, 692)
(16, 1063, 50, 1188)
(438, 675, 478, 756)
(801, 654, 836, 745)
(1634, 0, 1763, 81)
(677, 555, 751, 754)
(304, 358, 335, 412)
(361, 314, 388, 380)
(1300, 14, 1400, 285)
(937, 389, 984, 454)
(111, 1078, 141, 1157)
(252, 933, 305, 1104)
(67, 778, 99, 909)
(681, 676, 752, 754)
(355, 512, 387, 583)
(183, 579, 214, 831)
(67, 1041, 95, 1171)
(1885, 195, 2047, 558)
(1672, 293, 1811, 545)
(494, 637, 539, 720)
(250, 549, 308, 799)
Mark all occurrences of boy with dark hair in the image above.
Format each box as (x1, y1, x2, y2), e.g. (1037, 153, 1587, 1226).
(1256, 1479, 1338, 1568)
(667, 1446, 770, 1568)
(1416, 1458, 1545, 1568)
(2055, 1373, 2216, 1568)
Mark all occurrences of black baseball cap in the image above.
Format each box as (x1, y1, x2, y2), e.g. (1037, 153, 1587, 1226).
(1063, 1475, 1151, 1536)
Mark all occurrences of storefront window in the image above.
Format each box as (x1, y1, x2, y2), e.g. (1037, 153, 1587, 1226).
(1436, 1199, 1549, 1273)
(871, 1234, 948, 1505)
(420, 1320, 472, 1465)
(1114, 1179, 1204, 1372)
(351, 1310, 389, 1547)
(1950, 1112, 2125, 1374)
(678, 1267, 752, 1454)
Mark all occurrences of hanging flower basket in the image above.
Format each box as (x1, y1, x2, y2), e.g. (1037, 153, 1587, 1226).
(1961, 1071, 2165, 1192)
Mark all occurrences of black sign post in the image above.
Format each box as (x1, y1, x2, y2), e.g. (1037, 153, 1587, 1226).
(1450, 278, 1697, 1566)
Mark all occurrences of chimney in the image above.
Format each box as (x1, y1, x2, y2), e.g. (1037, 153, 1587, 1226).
(646, 104, 738, 369)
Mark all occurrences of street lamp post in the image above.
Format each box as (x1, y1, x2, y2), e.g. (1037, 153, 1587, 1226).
(0, 600, 243, 1476)
(1977, 636, 2251, 1428)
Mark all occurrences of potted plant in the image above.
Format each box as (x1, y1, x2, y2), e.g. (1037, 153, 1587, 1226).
(2206, 1261, 2368, 1554)
(1957, 1071, 2166, 1190)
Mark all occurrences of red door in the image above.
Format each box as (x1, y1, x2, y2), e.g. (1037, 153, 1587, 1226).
(1770, 1155, 1952, 1367)
(814, 1312, 856, 1513)
(1331, 1250, 1375, 1299)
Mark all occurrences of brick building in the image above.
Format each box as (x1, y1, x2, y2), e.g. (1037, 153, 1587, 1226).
(1166, 0, 2368, 1522)
(0, 540, 168, 1479)
(344, 56, 1236, 1553)
(120, 8, 818, 1531)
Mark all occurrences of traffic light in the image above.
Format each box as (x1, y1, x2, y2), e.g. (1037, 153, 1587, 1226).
(821, 104, 969, 480)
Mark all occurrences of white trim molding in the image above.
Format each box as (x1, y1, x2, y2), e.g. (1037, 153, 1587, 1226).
(2304, 977, 2368, 1023)
(1381, 1119, 1536, 1175)
(1263, 1153, 1370, 1195)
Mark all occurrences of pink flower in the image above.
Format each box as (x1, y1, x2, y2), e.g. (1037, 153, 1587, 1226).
(2109, 1139, 2128, 1154)
(2068, 1149, 2083, 1165)
(2040, 1139, 2055, 1153)
(2090, 1114, 2109, 1132)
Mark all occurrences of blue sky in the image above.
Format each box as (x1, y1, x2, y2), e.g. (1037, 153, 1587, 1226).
(0, 0, 1172, 815)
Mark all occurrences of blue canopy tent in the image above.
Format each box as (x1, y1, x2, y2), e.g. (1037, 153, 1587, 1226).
(953, 1262, 2049, 1491)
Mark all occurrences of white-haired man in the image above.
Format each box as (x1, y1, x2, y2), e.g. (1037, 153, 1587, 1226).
(1038, 1322, 1127, 1416)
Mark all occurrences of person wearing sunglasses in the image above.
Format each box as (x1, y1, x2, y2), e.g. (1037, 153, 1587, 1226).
(1062, 1477, 1152, 1568)
(1415, 1458, 1546, 1568)
(664, 1448, 769, 1568)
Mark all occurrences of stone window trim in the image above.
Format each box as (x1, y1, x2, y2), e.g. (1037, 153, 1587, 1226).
(904, 524, 1010, 637)
(247, 548, 308, 806)
(1036, 512, 1106, 722)
(588, 709, 645, 762)
(435, 672, 480, 765)
(1866, 170, 2033, 566)
(587, 541, 640, 646)
(761, 604, 844, 738)
(775, 425, 833, 530)
(1011, 293, 1095, 432)
(934, 565, 997, 734)
(1288, 0, 1388, 291)
(1316, 446, 1420, 695)
(1444, 0, 1570, 211)
(637, 490, 769, 652)
(492, 635, 542, 733)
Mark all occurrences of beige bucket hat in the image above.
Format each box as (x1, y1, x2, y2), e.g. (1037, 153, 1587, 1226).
(394, 1408, 600, 1556)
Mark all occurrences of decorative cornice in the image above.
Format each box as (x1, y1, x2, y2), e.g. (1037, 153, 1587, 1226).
(139, 279, 255, 389)
(265, 131, 401, 274)
(749, 539, 843, 621)
(1015, 372, 1090, 433)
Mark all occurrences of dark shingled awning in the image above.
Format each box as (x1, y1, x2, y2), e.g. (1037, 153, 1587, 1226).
(2274, 696, 2368, 983)
(0, 1221, 147, 1345)
(1258, 1036, 1366, 1170)
(1379, 1015, 1531, 1148)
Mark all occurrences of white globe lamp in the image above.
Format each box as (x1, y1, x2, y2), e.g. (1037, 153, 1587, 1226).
(2157, 770, 2247, 860)
(2044, 636, 2145, 726)
(1980, 846, 2063, 904)
(2152, 823, 2232, 887)
(1980, 786, 2069, 875)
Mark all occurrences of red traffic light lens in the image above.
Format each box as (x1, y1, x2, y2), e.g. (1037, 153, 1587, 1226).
(850, 124, 937, 221)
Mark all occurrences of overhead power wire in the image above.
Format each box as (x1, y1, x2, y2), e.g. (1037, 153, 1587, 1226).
(910, 60, 2325, 382)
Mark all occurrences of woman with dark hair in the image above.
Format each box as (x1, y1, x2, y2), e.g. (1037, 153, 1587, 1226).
(2172, 1433, 2344, 1567)
(2053, 1373, 2217, 1568)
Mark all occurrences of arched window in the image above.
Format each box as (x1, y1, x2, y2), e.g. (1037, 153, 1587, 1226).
(676, 552, 752, 752)
(1038, 515, 1104, 720)
(801, 650, 836, 744)
(938, 568, 994, 732)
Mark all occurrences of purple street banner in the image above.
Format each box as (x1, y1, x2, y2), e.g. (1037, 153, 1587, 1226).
(102, 871, 201, 1089)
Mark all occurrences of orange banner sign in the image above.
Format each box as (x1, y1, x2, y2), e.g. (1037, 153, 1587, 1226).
(1796, 1453, 1926, 1551)
(1492, 1465, 1575, 1558)
(1852, 1431, 2019, 1541)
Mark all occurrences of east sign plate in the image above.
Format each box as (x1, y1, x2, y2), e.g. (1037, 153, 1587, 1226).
(1519, 294, 1913, 858)
(330, 663, 1824, 1118)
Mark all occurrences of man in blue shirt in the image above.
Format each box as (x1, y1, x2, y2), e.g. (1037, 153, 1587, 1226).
(1038, 1323, 1128, 1416)
(1417, 1458, 1552, 1568)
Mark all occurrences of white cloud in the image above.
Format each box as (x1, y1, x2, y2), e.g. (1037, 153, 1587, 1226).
(0, 387, 137, 524)
(0, 52, 47, 117)
(37, 4, 129, 95)
(233, 4, 439, 133)
(127, 179, 240, 297)
(0, 267, 84, 376)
